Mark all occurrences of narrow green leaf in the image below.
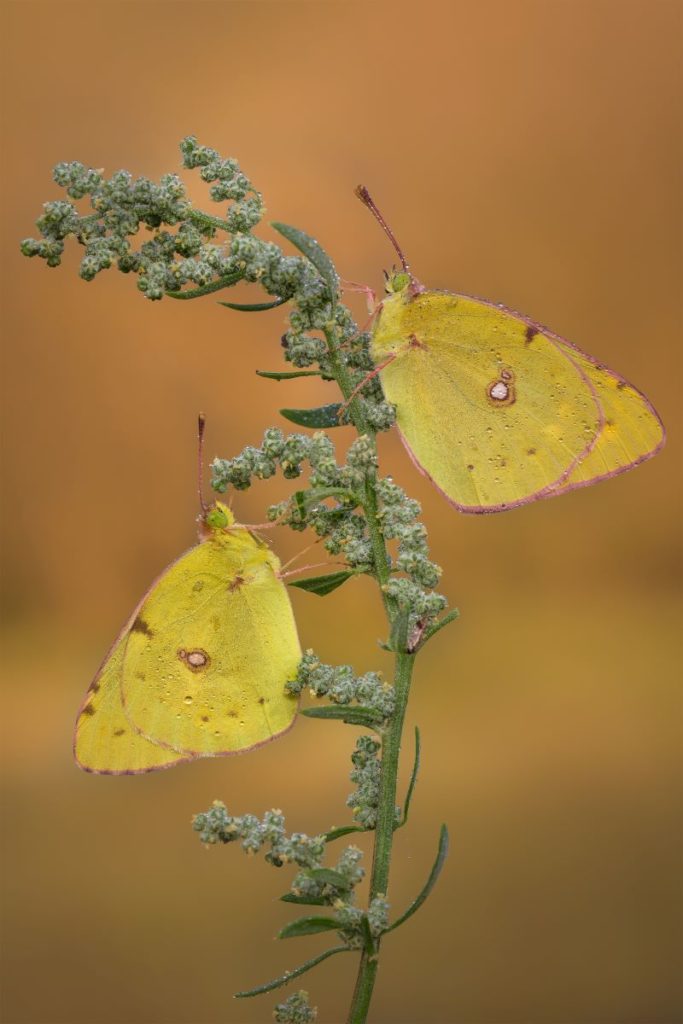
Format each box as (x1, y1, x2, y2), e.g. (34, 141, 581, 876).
(297, 486, 356, 506)
(218, 296, 288, 312)
(301, 705, 383, 727)
(278, 916, 340, 940)
(397, 726, 421, 829)
(271, 221, 339, 297)
(386, 825, 450, 934)
(280, 893, 328, 907)
(256, 369, 323, 381)
(309, 868, 351, 890)
(289, 570, 354, 597)
(280, 404, 344, 428)
(324, 824, 368, 843)
(167, 272, 243, 300)
(235, 945, 350, 998)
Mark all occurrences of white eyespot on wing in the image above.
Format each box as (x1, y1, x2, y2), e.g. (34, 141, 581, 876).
(490, 381, 509, 401)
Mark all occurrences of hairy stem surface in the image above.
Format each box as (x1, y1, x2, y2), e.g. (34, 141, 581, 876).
(347, 652, 415, 1023)
(324, 324, 418, 1023)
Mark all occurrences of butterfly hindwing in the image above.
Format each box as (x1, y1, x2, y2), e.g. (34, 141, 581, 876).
(74, 602, 190, 774)
(120, 529, 300, 758)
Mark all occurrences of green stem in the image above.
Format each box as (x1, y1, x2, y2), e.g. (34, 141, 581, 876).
(323, 322, 416, 1022)
(346, 652, 415, 1024)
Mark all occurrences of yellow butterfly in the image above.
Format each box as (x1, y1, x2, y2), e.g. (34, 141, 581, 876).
(356, 187, 665, 513)
(74, 422, 301, 774)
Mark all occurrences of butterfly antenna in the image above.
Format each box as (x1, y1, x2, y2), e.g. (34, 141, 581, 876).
(355, 185, 412, 277)
(197, 413, 209, 518)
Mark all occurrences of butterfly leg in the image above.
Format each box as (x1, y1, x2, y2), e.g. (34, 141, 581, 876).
(337, 351, 399, 420)
(340, 278, 377, 315)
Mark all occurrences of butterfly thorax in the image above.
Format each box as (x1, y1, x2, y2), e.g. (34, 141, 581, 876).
(199, 502, 281, 576)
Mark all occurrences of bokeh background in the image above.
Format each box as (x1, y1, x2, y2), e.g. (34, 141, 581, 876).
(1, 2, 681, 1022)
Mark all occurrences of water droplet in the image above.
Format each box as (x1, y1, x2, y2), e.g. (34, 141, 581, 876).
(184, 695, 193, 705)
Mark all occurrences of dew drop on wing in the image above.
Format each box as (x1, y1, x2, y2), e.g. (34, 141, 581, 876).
(184, 695, 193, 705)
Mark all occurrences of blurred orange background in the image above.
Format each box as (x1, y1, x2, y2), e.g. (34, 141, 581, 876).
(1, 2, 681, 1022)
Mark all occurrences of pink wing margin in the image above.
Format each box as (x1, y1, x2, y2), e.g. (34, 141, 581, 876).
(396, 291, 665, 515)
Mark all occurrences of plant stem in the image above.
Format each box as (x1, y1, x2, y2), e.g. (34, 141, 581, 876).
(323, 323, 417, 1023)
(346, 651, 415, 1024)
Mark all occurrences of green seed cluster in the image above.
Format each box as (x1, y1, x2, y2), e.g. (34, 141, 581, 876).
(192, 802, 325, 867)
(290, 845, 365, 904)
(366, 895, 391, 937)
(274, 991, 317, 1023)
(287, 651, 396, 721)
(212, 429, 375, 570)
(20, 137, 267, 299)
(193, 803, 377, 956)
(374, 476, 446, 629)
(347, 736, 399, 830)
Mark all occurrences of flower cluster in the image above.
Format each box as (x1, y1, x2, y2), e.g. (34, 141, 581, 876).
(288, 651, 396, 721)
(274, 991, 317, 1023)
(212, 429, 375, 570)
(192, 803, 385, 959)
(347, 735, 399, 830)
(334, 895, 390, 946)
(192, 802, 325, 866)
(376, 476, 446, 632)
(20, 137, 267, 299)
(290, 845, 365, 905)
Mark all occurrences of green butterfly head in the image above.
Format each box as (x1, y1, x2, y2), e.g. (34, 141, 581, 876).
(384, 268, 411, 295)
(204, 501, 235, 531)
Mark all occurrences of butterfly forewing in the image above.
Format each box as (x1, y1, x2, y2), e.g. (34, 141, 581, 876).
(374, 291, 603, 511)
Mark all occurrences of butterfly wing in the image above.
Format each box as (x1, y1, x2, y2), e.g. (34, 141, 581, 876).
(550, 337, 665, 490)
(120, 530, 300, 757)
(74, 598, 192, 774)
(372, 290, 663, 512)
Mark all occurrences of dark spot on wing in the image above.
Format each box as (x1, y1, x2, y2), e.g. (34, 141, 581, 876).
(131, 617, 154, 637)
(228, 710, 238, 718)
(467, 464, 475, 471)
(525, 326, 539, 345)
(136, 672, 146, 681)
(89, 681, 100, 693)
(616, 380, 626, 390)
(113, 728, 125, 737)
(201, 715, 210, 722)
(527, 448, 537, 455)
(82, 704, 96, 716)
(228, 575, 245, 592)
(408, 332, 427, 350)
(258, 697, 266, 705)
